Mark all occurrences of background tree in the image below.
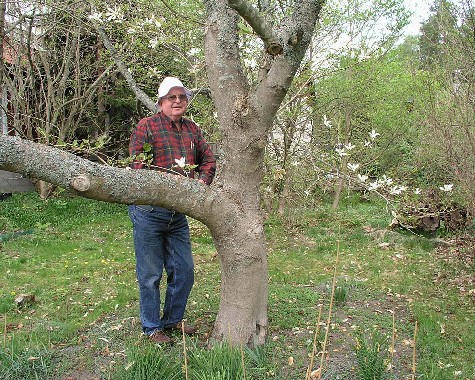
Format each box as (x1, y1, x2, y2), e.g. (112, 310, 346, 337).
(261, 0, 412, 213)
(415, 0, 475, 215)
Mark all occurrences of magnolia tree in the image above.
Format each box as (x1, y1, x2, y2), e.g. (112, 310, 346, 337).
(261, 0, 412, 212)
(0, 0, 325, 344)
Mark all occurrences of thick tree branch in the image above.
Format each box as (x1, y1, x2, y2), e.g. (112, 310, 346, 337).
(0, 135, 229, 229)
(227, 0, 282, 55)
(95, 26, 157, 112)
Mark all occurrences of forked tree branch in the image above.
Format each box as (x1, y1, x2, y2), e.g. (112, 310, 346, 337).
(227, 0, 283, 55)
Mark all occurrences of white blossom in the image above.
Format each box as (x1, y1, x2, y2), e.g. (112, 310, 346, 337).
(149, 38, 159, 49)
(344, 142, 356, 151)
(369, 129, 380, 140)
(148, 67, 162, 78)
(174, 157, 186, 168)
(439, 184, 453, 192)
(390, 185, 407, 195)
(368, 181, 380, 191)
(188, 48, 201, 56)
(347, 163, 360, 172)
(323, 114, 332, 128)
(414, 188, 421, 195)
(335, 147, 347, 157)
(88, 12, 103, 22)
(144, 16, 162, 28)
(357, 174, 368, 182)
(381, 175, 393, 186)
(104, 6, 124, 22)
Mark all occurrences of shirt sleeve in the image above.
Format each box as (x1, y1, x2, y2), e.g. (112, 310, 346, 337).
(129, 120, 149, 169)
(195, 129, 216, 185)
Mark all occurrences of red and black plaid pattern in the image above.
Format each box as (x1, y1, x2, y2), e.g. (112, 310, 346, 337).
(129, 112, 216, 185)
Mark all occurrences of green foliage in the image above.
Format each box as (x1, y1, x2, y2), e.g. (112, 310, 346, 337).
(0, 345, 55, 380)
(354, 330, 390, 380)
(115, 345, 183, 380)
(188, 342, 245, 380)
(0, 192, 125, 233)
(1, 193, 474, 378)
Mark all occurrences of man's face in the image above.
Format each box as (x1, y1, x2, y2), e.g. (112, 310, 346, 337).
(160, 87, 188, 122)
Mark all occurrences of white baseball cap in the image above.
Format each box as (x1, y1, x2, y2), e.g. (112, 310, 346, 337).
(157, 76, 192, 100)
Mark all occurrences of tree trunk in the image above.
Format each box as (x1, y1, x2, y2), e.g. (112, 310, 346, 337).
(210, 214, 268, 344)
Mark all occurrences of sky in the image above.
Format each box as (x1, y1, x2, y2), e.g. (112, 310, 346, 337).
(402, 0, 433, 36)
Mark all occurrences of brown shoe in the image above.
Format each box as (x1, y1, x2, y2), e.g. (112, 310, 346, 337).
(148, 330, 173, 344)
(165, 322, 197, 335)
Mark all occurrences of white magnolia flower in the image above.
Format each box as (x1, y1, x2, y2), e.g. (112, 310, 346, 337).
(368, 181, 380, 191)
(344, 142, 356, 151)
(390, 185, 407, 195)
(357, 174, 368, 182)
(369, 129, 380, 140)
(149, 38, 159, 49)
(323, 114, 332, 128)
(335, 147, 347, 157)
(174, 157, 186, 168)
(381, 175, 393, 186)
(88, 12, 103, 22)
(188, 48, 201, 56)
(144, 16, 162, 28)
(440, 184, 453, 192)
(104, 6, 124, 22)
(347, 163, 360, 172)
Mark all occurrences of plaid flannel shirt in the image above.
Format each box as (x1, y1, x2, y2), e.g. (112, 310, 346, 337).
(129, 112, 216, 185)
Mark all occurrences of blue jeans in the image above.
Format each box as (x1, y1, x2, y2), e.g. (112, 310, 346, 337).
(128, 205, 194, 335)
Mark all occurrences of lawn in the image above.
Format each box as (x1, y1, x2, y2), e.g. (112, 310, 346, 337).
(0, 192, 473, 379)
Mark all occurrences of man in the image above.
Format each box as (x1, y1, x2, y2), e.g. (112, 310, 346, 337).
(128, 76, 216, 344)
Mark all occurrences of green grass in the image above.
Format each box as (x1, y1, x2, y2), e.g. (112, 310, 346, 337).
(1, 192, 474, 379)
